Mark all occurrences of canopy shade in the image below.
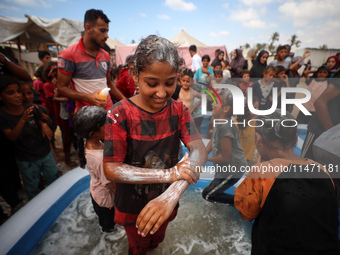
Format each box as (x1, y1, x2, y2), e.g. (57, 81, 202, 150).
(0, 15, 84, 47)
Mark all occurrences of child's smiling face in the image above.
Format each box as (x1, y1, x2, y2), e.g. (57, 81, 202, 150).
(179, 75, 191, 90)
(0, 84, 22, 107)
(20, 84, 34, 104)
(202, 58, 209, 68)
(137, 61, 177, 113)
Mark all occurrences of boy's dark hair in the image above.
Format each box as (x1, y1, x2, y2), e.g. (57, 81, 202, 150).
(84, 9, 110, 27)
(42, 61, 57, 83)
(180, 68, 193, 78)
(214, 62, 222, 68)
(284, 44, 291, 51)
(202, 54, 210, 62)
(0, 75, 19, 94)
(38, 51, 50, 60)
(276, 45, 286, 53)
(275, 66, 286, 75)
(189, 45, 197, 52)
(316, 65, 331, 75)
(215, 49, 221, 53)
(222, 60, 229, 66)
(263, 66, 276, 74)
(240, 70, 250, 77)
(110, 68, 120, 79)
(214, 69, 223, 76)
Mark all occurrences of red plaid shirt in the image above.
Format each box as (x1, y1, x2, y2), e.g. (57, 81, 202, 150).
(103, 98, 201, 225)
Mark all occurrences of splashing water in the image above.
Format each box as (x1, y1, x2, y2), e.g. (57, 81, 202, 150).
(31, 187, 251, 255)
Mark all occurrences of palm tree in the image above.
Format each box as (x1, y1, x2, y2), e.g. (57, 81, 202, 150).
(289, 34, 301, 48)
(270, 32, 280, 43)
(319, 44, 328, 50)
(256, 43, 267, 51)
(268, 32, 279, 53)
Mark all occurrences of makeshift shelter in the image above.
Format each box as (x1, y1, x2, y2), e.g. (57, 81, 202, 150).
(0, 15, 83, 47)
(0, 15, 84, 76)
(102, 38, 125, 69)
(170, 29, 206, 47)
(115, 30, 228, 68)
(105, 38, 124, 50)
(291, 48, 340, 69)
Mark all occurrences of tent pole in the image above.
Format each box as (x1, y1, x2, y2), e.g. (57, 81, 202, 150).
(17, 37, 22, 66)
(55, 43, 59, 57)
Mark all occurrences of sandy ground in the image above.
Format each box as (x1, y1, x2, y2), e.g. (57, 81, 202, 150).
(0, 127, 79, 222)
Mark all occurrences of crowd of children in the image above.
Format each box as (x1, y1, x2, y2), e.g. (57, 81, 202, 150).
(1, 12, 340, 252)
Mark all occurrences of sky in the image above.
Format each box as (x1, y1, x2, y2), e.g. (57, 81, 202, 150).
(1, 0, 340, 53)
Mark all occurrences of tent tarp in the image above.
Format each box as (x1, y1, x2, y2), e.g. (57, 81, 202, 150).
(0, 15, 83, 47)
(115, 45, 227, 68)
(105, 38, 124, 49)
(291, 48, 340, 70)
(115, 30, 227, 68)
(170, 29, 206, 47)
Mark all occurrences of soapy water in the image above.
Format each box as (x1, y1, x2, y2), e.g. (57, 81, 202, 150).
(31, 187, 251, 255)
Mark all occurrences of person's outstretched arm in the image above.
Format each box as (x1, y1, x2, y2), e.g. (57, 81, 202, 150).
(0, 53, 32, 81)
(135, 139, 207, 237)
(106, 72, 125, 100)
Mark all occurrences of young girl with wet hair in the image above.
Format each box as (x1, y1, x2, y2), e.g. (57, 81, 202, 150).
(234, 110, 339, 255)
(103, 35, 207, 254)
(73, 106, 116, 233)
(202, 90, 248, 204)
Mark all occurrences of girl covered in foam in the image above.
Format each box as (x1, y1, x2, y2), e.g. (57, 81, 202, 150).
(103, 35, 207, 255)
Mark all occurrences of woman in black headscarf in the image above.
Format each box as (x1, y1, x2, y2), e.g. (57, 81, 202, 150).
(211, 50, 225, 68)
(230, 49, 245, 78)
(249, 50, 269, 78)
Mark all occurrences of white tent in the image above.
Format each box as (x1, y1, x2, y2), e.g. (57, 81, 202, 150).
(115, 30, 227, 68)
(0, 15, 84, 48)
(291, 47, 340, 70)
(105, 38, 124, 50)
(170, 29, 206, 47)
